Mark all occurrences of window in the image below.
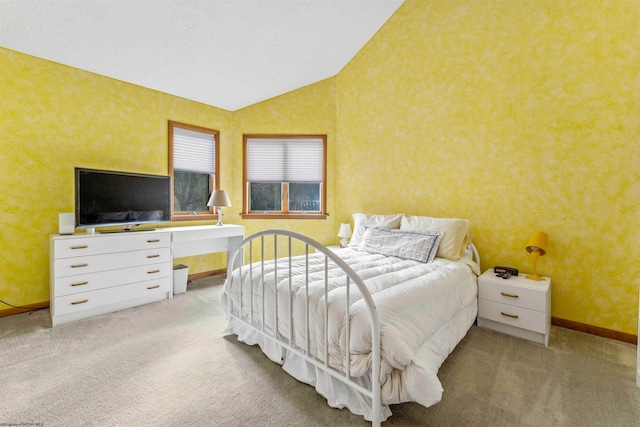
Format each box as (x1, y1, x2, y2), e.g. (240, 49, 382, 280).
(243, 134, 327, 219)
(169, 121, 219, 221)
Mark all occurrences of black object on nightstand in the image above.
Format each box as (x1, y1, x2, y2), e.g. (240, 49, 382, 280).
(494, 266, 519, 279)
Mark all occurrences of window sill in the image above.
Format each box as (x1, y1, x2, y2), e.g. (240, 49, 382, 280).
(242, 213, 327, 220)
(172, 214, 218, 222)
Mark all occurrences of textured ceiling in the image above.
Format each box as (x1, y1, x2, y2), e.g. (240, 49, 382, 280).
(0, 0, 404, 111)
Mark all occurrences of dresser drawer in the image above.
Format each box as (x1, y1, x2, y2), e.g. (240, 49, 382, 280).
(53, 232, 170, 259)
(54, 247, 170, 278)
(478, 299, 547, 334)
(54, 262, 171, 296)
(53, 277, 171, 316)
(478, 280, 547, 312)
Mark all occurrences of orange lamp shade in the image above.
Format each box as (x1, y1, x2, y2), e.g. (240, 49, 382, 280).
(526, 231, 548, 256)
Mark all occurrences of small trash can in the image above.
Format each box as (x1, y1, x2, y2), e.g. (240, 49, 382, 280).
(173, 264, 189, 294)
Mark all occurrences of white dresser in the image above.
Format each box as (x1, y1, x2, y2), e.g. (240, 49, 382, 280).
(477, 269, 551, 346)
(50, 231, 172, 326)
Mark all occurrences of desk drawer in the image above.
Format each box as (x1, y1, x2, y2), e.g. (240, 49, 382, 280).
(54, 248, 170, 278)
(54, 262, 171, 296)
(53, 277, 170, 316)
(53, 232, 170, 258)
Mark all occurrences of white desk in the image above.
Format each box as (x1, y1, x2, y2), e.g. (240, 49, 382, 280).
(163, 224, 245, 295)
(165, 224, 244, 258)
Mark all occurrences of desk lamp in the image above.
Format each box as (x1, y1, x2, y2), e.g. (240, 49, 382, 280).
(207, 190, 231, 226)
(525, 231, 548, 281)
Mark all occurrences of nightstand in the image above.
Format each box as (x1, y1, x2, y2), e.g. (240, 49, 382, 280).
(325, 245, 342, 251)
(477, 269, 551, 346)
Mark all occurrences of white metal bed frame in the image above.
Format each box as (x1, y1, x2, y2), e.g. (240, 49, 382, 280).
(226, 229, 383, 425)
(224, 229, 480, 426)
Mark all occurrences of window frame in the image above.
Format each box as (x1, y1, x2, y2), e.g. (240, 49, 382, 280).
(242, 134, 327, 220)
(168, 121, 220, 222)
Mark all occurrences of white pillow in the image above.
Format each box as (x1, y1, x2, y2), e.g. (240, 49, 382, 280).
(400, 215, 471, 260)
(348, 213, 402, 247)
(358, 227, 443, 263)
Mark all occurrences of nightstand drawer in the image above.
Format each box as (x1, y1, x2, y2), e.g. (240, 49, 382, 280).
(478, 299, 547, 334)
(478, 280, 547, 312)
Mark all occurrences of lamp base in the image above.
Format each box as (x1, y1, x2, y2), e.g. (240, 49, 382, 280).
(526, 249, 545, 281)
(340, 237, 349, 248)
(216, 207, 224, 226)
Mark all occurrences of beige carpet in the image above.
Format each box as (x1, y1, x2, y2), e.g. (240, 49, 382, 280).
(1, 275, 638, 426)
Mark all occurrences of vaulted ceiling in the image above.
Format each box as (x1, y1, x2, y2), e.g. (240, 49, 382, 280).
(0, 0, 404, 111)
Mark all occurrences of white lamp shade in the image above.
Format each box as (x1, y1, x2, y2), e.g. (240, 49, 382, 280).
(338, 223, 352, 238)
(207, 190, 231, 207)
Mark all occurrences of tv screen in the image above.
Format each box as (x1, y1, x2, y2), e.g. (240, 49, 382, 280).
(75, 168, 171, 230)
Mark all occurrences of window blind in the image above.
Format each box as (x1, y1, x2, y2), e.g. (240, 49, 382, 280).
(173, 127, 216, 174)
(246, 138, 323, 182)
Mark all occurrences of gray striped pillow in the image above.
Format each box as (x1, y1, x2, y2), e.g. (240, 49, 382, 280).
(357, 226, 443, 263)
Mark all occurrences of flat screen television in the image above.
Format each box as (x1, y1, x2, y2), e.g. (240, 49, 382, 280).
(75, 168, 171, 231)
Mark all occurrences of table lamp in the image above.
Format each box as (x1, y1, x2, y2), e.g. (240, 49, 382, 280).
(207, 190, 231, 226)
(338, 223, 352, 248)
(525, 231, 548, 281)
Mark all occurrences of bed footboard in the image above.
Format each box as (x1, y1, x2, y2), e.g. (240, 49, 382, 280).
(224, 229, 383, 426)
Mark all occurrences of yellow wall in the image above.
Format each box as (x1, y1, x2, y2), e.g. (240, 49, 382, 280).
(232, 77, 338, 247)
(2, 0, 639, 336)
(0, 46, 337, 310)
(337, 0, 640, 334)
(0, 47, 232, 306)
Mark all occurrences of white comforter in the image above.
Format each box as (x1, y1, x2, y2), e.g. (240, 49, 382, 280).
(221, 247, 478, 411)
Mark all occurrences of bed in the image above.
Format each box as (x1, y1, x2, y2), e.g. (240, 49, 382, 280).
(220, 214, 481, 426)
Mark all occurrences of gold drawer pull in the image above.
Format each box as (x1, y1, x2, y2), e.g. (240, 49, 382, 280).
(71, 281, 89, 287)
(147, 285, 160, 290)
(71, 245, 88, 250)
(147, 254, 160, 258)
(147, 239, 160, 243)
(501, 312, 519, 319)
(147, 270, 160, 274)
(71, 263, 88, 268)
(501, 292, 519, 298)
(71, 299, 89, 305)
